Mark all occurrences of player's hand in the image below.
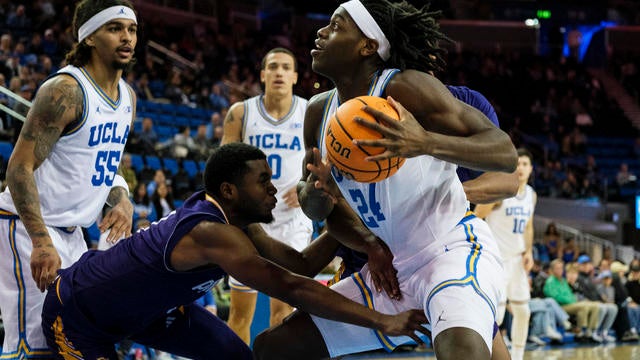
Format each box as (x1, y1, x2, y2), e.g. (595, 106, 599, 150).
(367, 239, 401, 300)
(523, 250, 534, 272)
(31, 241, 61, 292)
(282, 186, 300, 208)
(99, 198, 133, 244)
(378, 309, 430, 343)
(353, 96, 430, 161)
(306, 147, 341, 201)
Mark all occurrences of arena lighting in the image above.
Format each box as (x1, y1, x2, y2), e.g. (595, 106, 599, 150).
(525, 18, 539, 27)
(536, 10, 551, 19)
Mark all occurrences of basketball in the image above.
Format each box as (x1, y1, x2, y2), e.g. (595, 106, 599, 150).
(325, 96, 405, 183)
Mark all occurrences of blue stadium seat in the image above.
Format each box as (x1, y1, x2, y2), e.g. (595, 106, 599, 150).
(145, 156, 162, 170)
(129, 154, 145, 173)
(182, 159, 199, 178)
(162, 157, 179, 175)
(0, 141, 14, 163)
(198, 161, 206, 172)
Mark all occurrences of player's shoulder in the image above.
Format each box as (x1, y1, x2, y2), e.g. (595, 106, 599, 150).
(227, 100, 246, 118)
(35, 73, 82, 103)
(307, 91, 332, 112)
(385, 69, 437, 99)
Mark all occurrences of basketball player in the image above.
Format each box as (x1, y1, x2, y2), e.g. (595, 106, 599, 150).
(474, 148, 536, 360)
(0, 1, 136, 358)
(253, 1, 518, 359)
(41, 143, 429, 359)
(220, 47, 313, 343)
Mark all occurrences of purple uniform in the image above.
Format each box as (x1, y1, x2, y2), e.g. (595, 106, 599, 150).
(42, 191, 251, 360)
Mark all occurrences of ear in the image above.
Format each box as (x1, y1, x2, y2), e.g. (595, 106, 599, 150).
(360, 38, 379, 57)
(260, 69, 266, 84)
(292, 71, 298, 85)
(220, 182, 237, 201)
(83, 35, 96, 48)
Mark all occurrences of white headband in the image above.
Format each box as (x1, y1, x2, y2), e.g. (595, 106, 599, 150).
(341, 0, 391, 61)
(78, 6, 137, 43)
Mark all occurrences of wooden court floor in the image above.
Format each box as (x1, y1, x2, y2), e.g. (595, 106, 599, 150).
(341, 343, 640, 359)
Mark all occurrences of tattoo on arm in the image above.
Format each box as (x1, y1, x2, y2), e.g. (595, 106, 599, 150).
(7, 164, 51, 245)
(106, 186, 128, 207)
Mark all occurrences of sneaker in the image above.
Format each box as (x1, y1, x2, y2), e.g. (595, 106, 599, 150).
(545, 327, 563, 341)
(622, 330, 639, 342)
(528, 335, 547, 346)
(591, 332, 603, 343)
(603, 333, 617, 343)
(563, 320, 573, 330)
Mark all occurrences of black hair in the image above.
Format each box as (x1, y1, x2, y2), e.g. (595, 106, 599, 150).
(517, 147, 533, 162)
(204, 143, 267, 197)
(261, 47, 298, 71)
(360, 0, 450, 73)
(65, 0, 136, 67)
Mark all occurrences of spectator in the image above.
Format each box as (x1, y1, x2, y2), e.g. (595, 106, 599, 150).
(6, 5, 32, 41)
(209, 83, 229, 112)
(137, 117, 159, 156)
(561, 237, 580, 263)
(165, 126, 197, 159)
(206, 111, 222, 140)
(544, 259, 601, 342)
(118, 153, 138, 194)
(132, 183, 155, 225)
(152, 181, 175, 219)
(192, 124, 211, 160)
(146, 169, 167, 196)
(616, 162, 636, 187)
(543, 222, 562, 262)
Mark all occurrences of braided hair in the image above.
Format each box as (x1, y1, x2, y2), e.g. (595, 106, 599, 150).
(360, 0, 450, 73)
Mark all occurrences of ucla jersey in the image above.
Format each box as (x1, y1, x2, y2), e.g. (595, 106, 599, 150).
(319, 69, 468, 276)
(55, 191, 226, 340)
(0, 65, 133, 227)
(485, 185, 535, 258)
(242, 95, 307, 221)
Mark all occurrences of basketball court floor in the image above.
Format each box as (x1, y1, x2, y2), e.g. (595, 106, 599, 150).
(341, 343, 640, 359)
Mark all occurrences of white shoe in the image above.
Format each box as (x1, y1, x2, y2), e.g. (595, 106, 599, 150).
(591, 333, 603, 343)
(563, 320, 573, 330)
(603, 333, 617, 343)
(528, 335, 547, 346)
(545, 327, 563, 341)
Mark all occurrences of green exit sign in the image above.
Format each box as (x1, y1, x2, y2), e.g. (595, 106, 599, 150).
(537, 10, 551, 19)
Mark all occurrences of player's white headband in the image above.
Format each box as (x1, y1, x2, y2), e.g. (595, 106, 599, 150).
(78, 6, 137, 43)
(341, 0, 391, 61)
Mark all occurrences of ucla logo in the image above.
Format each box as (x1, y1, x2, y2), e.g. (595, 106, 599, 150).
(326, 126, 351, 159)
(88, 122, 130, 146)
(248, 133, 301, 151)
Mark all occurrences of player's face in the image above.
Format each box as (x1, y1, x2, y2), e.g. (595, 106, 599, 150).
(90, 18, 137, 70)
(517, 155, 532, 184)
(311, 6, 366, 78)
(236, 159, 277, 224)
(261, 52, 297, 95)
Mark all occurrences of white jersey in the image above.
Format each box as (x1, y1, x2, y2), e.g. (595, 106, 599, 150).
(0, 65, 133, 227)
(485, 185, 535, 258)
(319, 69, 473, 276)
(242, 94, 307, 222)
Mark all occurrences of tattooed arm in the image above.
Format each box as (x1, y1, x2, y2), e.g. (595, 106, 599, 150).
(220, 101, 245, 145)
(6, 75, 82, 292)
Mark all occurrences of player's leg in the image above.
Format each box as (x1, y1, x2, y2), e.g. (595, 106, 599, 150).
(269, 297, 294, 327)
(42, 278, 117, 359)
(226, 278, 258, 344)
(505, 256, 531, 360)
(491, 327, 511, 360)
(132, 304, 252, 360)
(253, 311, 328, 360)
(424, 217, 505, 360)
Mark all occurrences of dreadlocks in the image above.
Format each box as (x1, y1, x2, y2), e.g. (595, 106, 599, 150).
(360, 0, 450, 73)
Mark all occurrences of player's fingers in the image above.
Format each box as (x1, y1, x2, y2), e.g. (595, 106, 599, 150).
(98, 212, 115, 232)
(364, 151, 396, 162)
(407, 333, 424, 346)
(353, 116, 397, 134)
(361, 106, 400, 128)
(386, 96, 409, 118)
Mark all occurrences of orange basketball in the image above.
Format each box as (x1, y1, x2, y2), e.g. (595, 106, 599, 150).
(325, 96, 405, 183)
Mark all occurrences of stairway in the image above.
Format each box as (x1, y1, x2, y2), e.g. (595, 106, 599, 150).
(588, 68, 640, 129)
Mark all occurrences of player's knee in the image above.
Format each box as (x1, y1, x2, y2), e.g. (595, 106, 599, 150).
(434, 327, 490, 360)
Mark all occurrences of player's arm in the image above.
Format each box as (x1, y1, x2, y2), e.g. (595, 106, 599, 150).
(473, 202, 500, 219)
(361, 71, 516, 172)
(99, 86, 136, 244)
(298, 94, 401, 299)
(220, 102, 245, 145)
(188, 222, 428, 340)
(247, 225, 340, 277)
(463, 171, 519, 204)
(523, 191, 537, 271)
(6, 75, 81, 291)
(297, 93, 337, 221)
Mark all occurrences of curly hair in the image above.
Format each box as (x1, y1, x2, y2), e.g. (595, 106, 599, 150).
(65, 0, 136, 68)
(359, 0, 450, 73)
(204, 143, 267, 197)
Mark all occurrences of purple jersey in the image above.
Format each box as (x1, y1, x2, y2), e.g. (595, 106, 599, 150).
(446, 85, 500, 183)
(56, 191, 227, 340)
